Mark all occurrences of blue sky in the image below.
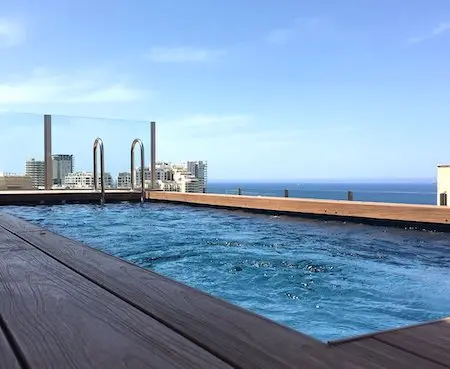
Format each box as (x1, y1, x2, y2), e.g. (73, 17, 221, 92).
(0, 0, 449, 181)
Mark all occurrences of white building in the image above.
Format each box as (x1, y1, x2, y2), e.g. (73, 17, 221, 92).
(155, 162, 174, 181)
(63, 172, 94, 189)
(25, 158, 45, 189)
(63, 171, 113, 189)
(117, 172, 131, 189)
(150, 162, 204, 193)
(437, 164, 450, 206)
(156, 180, 180, 192)
(186, 161, 208, 191)
(172, 165, 202, 193)
(136, 167, 151, 188)
(52, 154, 74, 186)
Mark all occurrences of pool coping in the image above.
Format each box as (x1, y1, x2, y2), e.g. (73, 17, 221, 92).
(147, 191, 450, 232)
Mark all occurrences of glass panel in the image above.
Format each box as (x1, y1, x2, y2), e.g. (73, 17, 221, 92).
(0, 111, 44, 191)
(52, 114, 149, 190)
(156, 121, 209, 193)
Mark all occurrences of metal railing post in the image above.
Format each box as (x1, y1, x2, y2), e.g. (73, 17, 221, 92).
(131, 138, 145, 203)
(44, 114, 53, 190)
(440, 192, 448, 206)
(93, 138, 105, 205)
(150, 121, 156, 190)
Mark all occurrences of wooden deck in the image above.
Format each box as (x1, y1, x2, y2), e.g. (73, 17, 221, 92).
(0, 212, 449, 368)
(0, 189, 142, 205)
(328, 318, 450, 368)
(147, 192, 450, 231)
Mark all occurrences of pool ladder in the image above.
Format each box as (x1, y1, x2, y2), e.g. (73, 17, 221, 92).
(93, 138, 106, 205)
(93, 137, 146, 205)
(131, 138, 145, 203)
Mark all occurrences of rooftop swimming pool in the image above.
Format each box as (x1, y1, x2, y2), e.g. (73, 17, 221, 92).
(4, 202, 450, 341)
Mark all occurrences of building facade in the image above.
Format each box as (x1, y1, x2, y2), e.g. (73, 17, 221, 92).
(63, 171, 113, 189)
(172, 165, 202, 193)
(117, 172, 131, 188)
(52, 154, 74, 186)
(136, 167, 152, 186)
(151, 162, 204, 193)
(63, 172, 94, 189)
(186, 161, 208, 191)
(25, 159, 45, 189)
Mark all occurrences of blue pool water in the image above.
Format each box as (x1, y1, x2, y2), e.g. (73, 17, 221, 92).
(4, 203, 450, 341)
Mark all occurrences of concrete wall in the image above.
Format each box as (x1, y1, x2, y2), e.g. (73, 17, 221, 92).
(437, 165, 450, 206)
(0, 175, 33, 190)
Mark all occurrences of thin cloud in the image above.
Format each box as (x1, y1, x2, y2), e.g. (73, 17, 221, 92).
(146, 46, 225, 63)
(0, 18, 25, 47)
(266, 17, 325, 45)
(0, 69, 148, 104)
(407, 22, 450, 45)
(177, 114, 252, 128)
(158, 114, 253, 140)
(266, 28, 296, 45)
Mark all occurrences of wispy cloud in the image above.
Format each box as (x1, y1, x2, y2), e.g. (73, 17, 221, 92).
(0, 18, 25, 47)
(146, 46, 225, 63)
(160, 114, 253, 138)
(175, 114, 251, 128)
(407, 22, 450, 45)
(0, 69, 148, 104)
(266, 17, 325, 45)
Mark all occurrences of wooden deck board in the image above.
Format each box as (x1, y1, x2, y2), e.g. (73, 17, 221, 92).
(374, 321, 450, 367)
(0, 213, 377, 369)
(334, 338, 447, 369)
(148, 191, 450, 230)
(0, 229, 232, 369)
(0, 190, 142, 206)
(0, 328, 21, 369)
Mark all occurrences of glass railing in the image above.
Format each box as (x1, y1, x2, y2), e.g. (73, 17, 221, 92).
(207, 183, 438, 205)
(0, 112, 151, 191)
(0, 111, 442, 206)
(0, 111, 44, 191)
(52, 114, 150, 190)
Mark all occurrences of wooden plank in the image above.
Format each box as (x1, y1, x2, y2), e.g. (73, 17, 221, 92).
(329, 317, 450, 346)
(148, 191, 450, 227)
(0, 213, 42, 232)
(0, 213, 374, 369)
(0, 231, 232, 369)
(374, 321, 450, 367)
(0, 190, 141, 206)
(0, 328, 21, 369)
(334, 338, 446, 369)
(0, 224, 34, 250)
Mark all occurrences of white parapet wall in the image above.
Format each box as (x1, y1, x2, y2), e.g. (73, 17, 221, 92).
(437, 165, 450, 206)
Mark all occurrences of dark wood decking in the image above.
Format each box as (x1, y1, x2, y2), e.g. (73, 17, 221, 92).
(0, 190, 142, 206)
(328, 318, 450, 368)
(0, 212, 449, 368)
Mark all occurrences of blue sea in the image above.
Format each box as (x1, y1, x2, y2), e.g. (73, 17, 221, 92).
(207, 182, 437, 205)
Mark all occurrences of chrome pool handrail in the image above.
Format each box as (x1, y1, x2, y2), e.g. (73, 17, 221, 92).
(93, 138, 105, 205)
(131, 138, 145, 203)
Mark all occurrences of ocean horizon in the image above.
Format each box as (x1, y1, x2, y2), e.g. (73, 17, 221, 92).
(207, 181, 437, 205)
